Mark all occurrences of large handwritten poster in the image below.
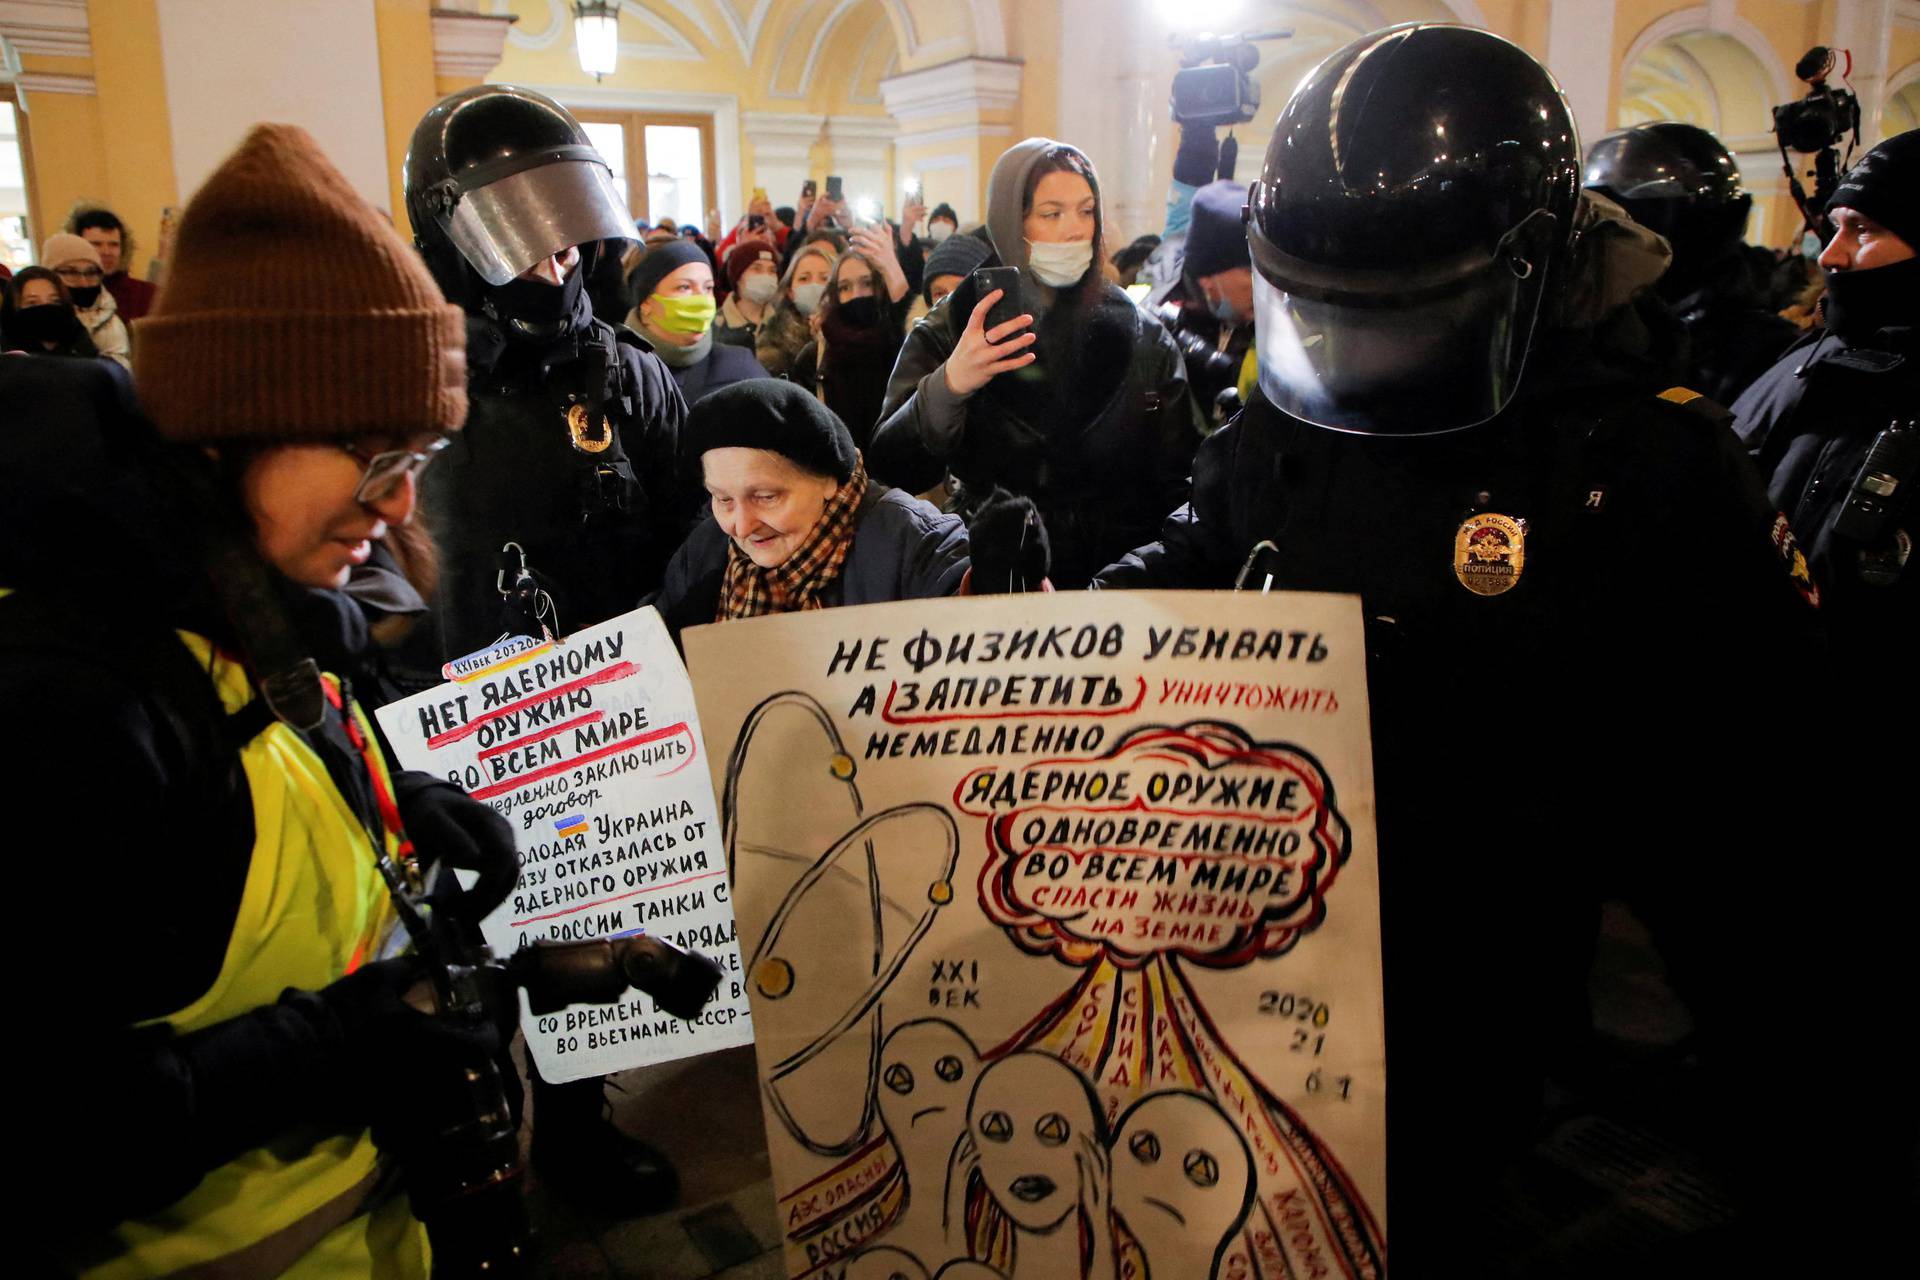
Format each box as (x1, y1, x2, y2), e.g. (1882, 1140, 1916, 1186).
(377, 607, 752, 1083)
(685, 592, 1387, 1280)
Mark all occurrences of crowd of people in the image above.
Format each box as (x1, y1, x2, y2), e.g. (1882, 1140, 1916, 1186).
(4, 20, 1912, 1277)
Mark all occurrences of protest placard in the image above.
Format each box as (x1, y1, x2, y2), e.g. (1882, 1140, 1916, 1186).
(377, 607, 751, 1083)
(685, 591, 1387, 1279)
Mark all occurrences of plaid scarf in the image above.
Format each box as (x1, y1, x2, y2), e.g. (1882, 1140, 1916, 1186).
(716, 462, 869, 620)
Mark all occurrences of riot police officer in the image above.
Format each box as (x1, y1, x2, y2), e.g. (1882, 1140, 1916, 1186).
(1733, 129, 1915, 669)
(1096, 25, 1865, 1267)
(1584, 121, 1798, 403)
(405, 84, 688, 664)
(405, 84, 688, 1214)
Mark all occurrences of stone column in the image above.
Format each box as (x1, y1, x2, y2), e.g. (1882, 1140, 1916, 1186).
(1545, 0, 1616, 148)
(429, 1, 516, 95)
(823, 114, 897, 216)
(879, 56, 1022, 225)
(741, 110, 824, 211)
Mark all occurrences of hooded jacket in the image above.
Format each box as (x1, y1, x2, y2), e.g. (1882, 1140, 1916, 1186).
(867, 138, 1202, 587)
(75, 281, 132, 370)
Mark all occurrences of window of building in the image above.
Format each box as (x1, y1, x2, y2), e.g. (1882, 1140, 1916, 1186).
(1, 87, 35, 270)
(574, 110, 716, 233)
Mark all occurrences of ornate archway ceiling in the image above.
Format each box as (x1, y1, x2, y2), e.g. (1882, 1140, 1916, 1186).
(1619, 30, 1774, 141)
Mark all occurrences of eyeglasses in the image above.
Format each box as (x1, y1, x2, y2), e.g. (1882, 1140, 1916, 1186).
(339, 434, 449, 504)
(54, 265, 104, 283)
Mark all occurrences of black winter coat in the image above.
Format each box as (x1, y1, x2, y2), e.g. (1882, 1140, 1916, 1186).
(649, 484, 969, 637)
(1732, 323, 1916, 662)
(868, 276, 1201, 588)
(1096, 347, 1837, 1266)
(1663, 246, 1802, 406)
(0, 358, 482, 1232)
(665, 338, 772, 406)
(417, 300, 688, 667)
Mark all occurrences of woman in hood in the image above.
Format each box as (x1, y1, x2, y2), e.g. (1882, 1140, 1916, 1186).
(755, 234, 842, 378)
(868, 139, 1202, 587)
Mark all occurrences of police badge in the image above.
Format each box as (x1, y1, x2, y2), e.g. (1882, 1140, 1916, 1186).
(565, 403, 613, 454)
(1454, 512, 1527, 596)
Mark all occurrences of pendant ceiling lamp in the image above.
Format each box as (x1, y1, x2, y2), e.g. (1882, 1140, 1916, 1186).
(573, 1, 619, 80)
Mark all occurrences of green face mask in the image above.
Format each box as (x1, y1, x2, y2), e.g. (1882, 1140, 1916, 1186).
(650, 293, 717, 336)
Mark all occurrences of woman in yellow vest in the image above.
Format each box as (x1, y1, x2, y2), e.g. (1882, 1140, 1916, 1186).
(5, 125, 515, 1278)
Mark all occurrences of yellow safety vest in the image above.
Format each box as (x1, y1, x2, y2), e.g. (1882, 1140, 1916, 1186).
(59, 631, 430, 1280)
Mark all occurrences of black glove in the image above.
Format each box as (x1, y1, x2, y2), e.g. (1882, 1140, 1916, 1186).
(1174, 123, 1222, 188)
(397, 775, 518, 926)
(966, 489, 1051, 594)
(289, 953, 510, 1153)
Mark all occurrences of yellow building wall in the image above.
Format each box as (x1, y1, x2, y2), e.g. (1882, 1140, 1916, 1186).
(15, 0, 178, 271)
(15, 54, 108, 250)
(84, 0, 177, 273)
(373, 0, 442, 241)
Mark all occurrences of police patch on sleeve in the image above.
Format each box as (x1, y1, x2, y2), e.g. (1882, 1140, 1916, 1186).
(1454, 512, 1527, 596)
(1769, 512, 1821, 608)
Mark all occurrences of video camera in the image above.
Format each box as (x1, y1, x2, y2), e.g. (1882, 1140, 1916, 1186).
(1772, 46, 1861, 237)
(1169, 30, 1291, 129)
(405, 909, 722, 1276)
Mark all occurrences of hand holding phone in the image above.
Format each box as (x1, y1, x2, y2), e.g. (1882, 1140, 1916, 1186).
(945, 267, 1037, 397)
(825, 174, 844, 202)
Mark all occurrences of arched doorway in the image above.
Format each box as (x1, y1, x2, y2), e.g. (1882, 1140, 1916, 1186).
(1617, 26, 1793, 244)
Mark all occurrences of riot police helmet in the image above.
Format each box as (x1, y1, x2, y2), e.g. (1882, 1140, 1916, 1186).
(1246, 24, 1581, 435)
(1583, 122, 1751, 270)
(405, 85, 633, 303)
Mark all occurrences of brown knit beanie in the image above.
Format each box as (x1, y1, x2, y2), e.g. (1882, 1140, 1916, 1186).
(135, 123, 466, 442)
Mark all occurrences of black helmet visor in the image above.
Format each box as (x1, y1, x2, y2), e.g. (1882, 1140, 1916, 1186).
(1249, 210, 1554, 435)
(442, 148, 633, 286)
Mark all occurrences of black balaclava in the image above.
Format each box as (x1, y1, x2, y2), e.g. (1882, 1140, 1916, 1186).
(11, 304, 87, 348)
(1822, 256, 1919, 343)
(482, 246, 592, 340)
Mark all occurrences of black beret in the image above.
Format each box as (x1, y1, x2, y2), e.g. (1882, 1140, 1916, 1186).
(1184, 180, 1251, 280)
(627, 239, 710, 305)
(684, 379, 858, 482)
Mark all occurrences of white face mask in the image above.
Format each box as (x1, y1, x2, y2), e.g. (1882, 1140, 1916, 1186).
(1025, 238, 1094, 288)
(791, 281, 828, 315)
(929, 222, 955, 243)
(740, 274, 780, 306)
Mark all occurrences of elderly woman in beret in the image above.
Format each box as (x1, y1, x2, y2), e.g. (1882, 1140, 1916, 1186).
(650, 380, 1047, 634)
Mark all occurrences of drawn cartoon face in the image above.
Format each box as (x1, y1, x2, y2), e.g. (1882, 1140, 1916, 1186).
(843, 1246, 930, 1280)
(932, 1263, 1007, 1280)
(1112, 1092, 1254, 1269)
(966, 1053, 1100, 1232)
(878, 1019, 980, 1144)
